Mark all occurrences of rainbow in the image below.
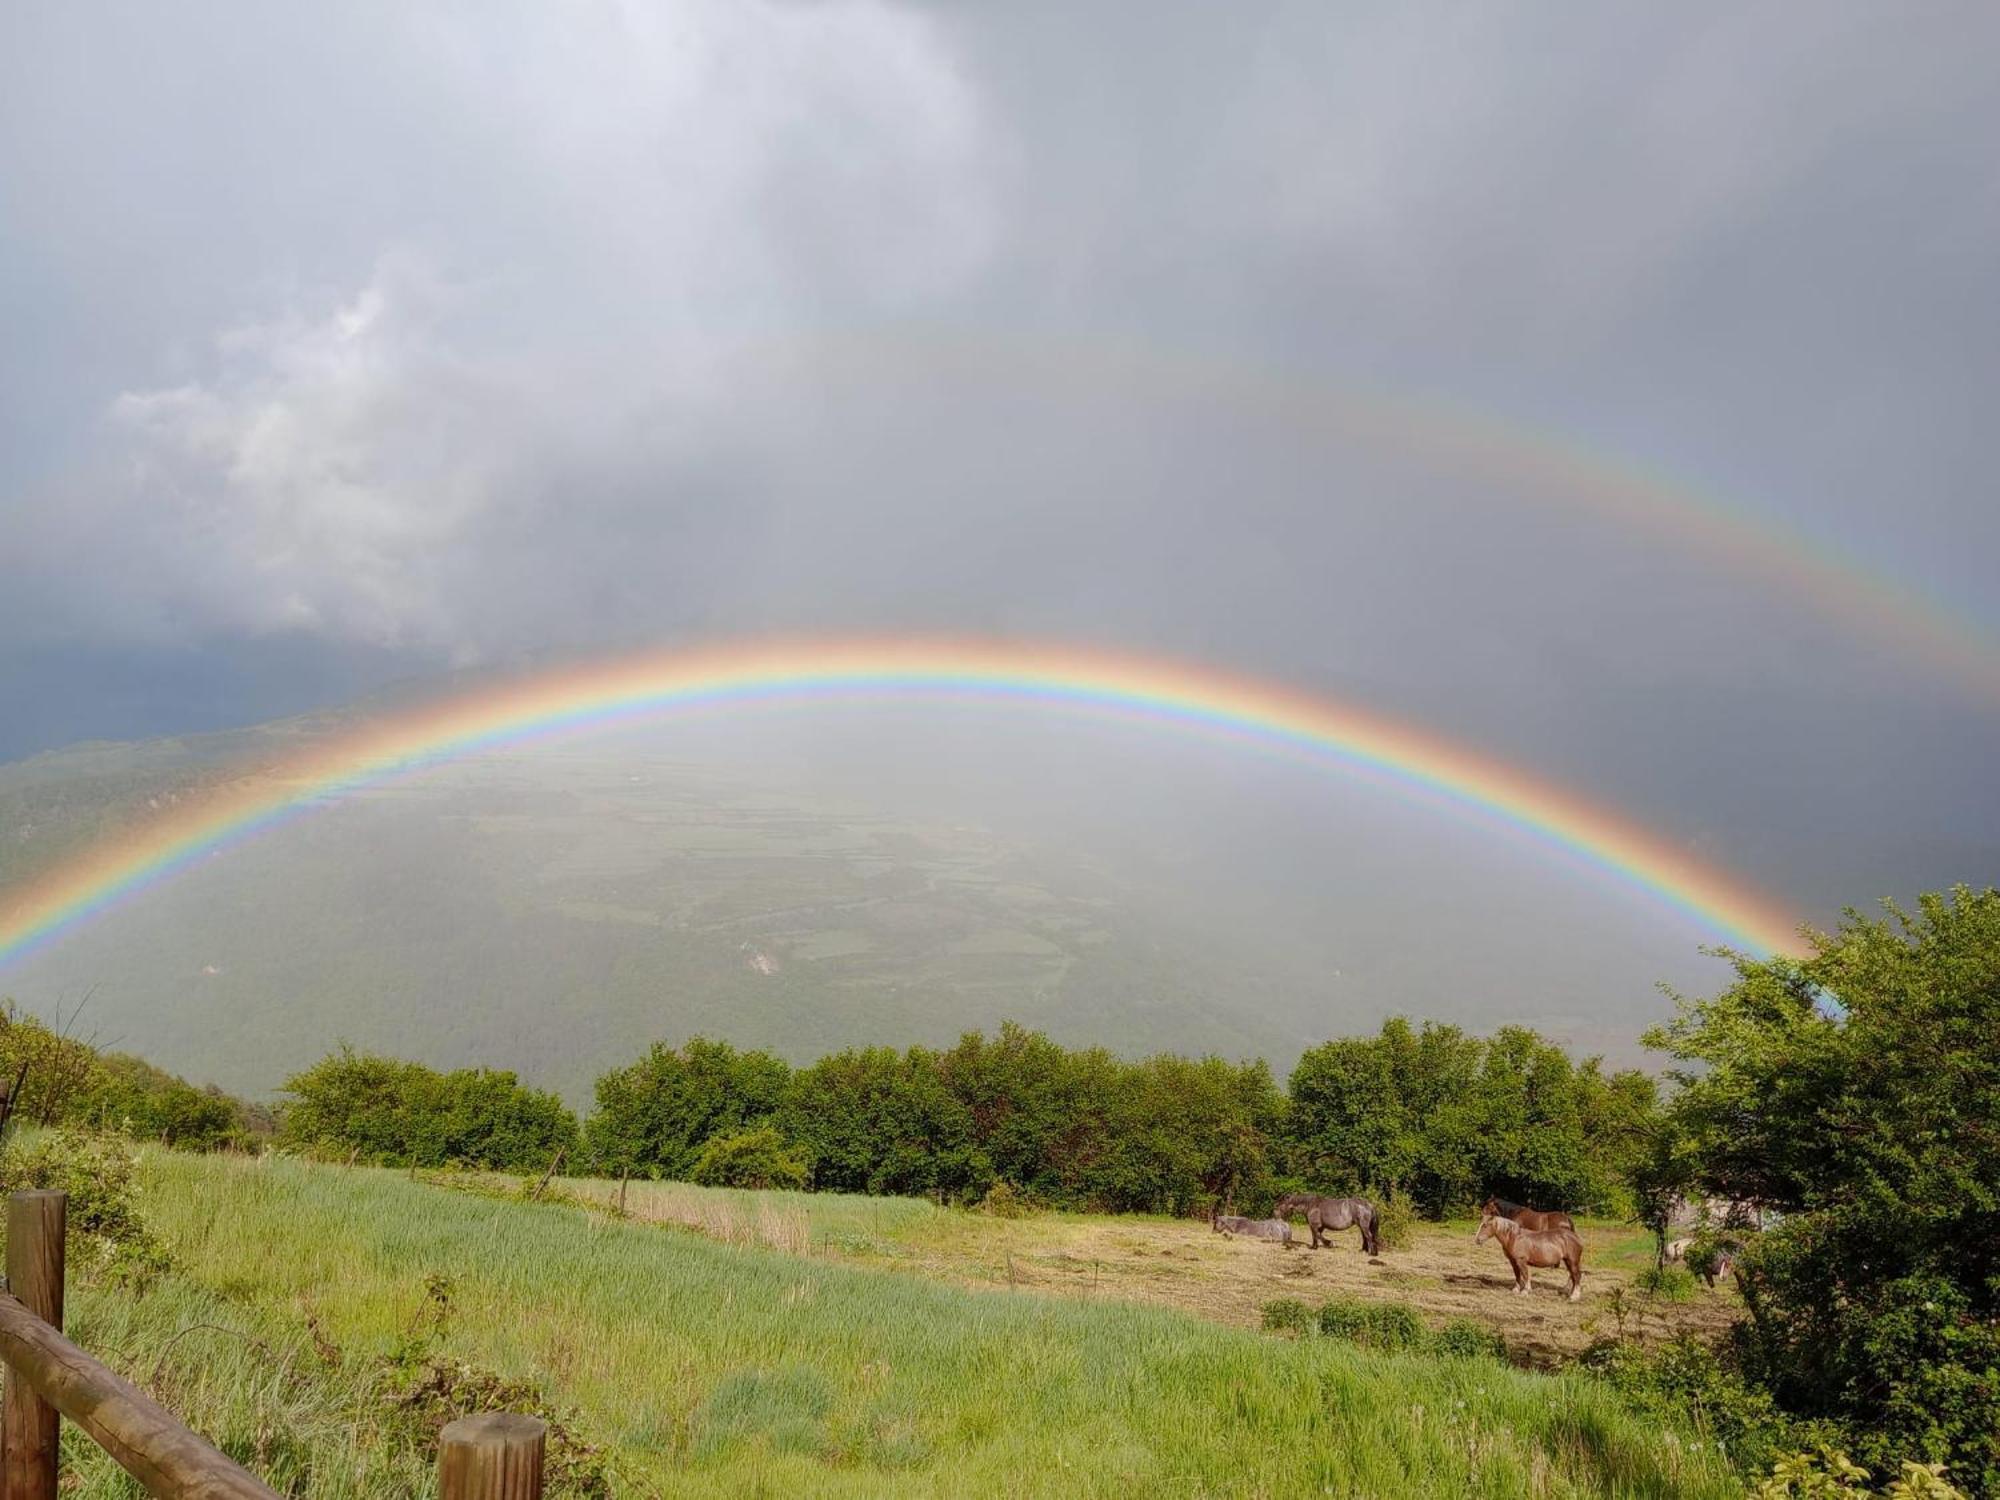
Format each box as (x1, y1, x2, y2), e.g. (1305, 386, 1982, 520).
(780, 327, 2000, 703)
(0, 639, 1802, 970)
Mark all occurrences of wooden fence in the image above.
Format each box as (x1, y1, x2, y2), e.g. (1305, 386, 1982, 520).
(0, 1190, 545, 1498)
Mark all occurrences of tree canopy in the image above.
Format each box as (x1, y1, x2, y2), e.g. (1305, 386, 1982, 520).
(1645, 886, 2000, 1490)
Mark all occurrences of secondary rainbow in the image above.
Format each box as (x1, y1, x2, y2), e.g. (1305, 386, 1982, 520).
(0, 639, 1804, 970)
(795, 326, 2000, 703)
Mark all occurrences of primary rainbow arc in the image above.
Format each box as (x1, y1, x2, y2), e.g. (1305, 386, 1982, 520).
(0, 639, 1803, 969)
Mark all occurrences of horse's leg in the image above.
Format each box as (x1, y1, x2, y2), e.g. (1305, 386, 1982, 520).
(1567, 1252, 1582, 1301)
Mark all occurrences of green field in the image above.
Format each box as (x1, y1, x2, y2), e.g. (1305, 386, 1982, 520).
(47, 1149, 1740, 1498)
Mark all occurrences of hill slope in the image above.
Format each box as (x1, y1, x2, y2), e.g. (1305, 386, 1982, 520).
(63, 1149, 1739, 1497)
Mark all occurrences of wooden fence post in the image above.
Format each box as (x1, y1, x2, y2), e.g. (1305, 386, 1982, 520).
(3, 1191, 65, 1500)
(438, 1412, 545, 1500)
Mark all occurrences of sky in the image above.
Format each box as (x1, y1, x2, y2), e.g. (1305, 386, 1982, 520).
(2, 2, 1996, 954)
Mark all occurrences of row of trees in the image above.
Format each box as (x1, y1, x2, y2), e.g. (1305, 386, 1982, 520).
(268, 1017, 1658, 1216)
(584, 1027, 1291, 1213)
(0, 1004, 271, 1149)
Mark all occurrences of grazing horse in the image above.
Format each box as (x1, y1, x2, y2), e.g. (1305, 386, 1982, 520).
(1210, 1209, 1294, 1246)
(1274, 1194, 1381, 1255)
(1475, 1213, 1584, 1300)
(1481, 1196, 1576, 1234)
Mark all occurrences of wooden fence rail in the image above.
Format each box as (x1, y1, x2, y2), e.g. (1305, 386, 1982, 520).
(0, 1190, 544, 1499)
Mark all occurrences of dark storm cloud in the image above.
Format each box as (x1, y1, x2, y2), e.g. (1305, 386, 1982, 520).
(2, 0, 1996, 917)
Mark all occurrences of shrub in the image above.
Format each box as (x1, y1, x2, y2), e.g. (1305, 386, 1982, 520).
(281, 1048, 578, 1171)
(976, 1181, 1041, 1218)
(1635, 1264, 1700, 1301)
(0, 1130, 172, 1290)
(1431, 1319, 1508, 1361)
(1260, 1298, 1314, 1336)
(1372, 1188, 1417, 1252)
(1316, 1297, 1425, 1350)
(1642, 889, 2000, 1487)
(688, 1127, 811, 1191)
(1752, 1448, 1972, 1499)
(1581, 1334, 1810, 1476)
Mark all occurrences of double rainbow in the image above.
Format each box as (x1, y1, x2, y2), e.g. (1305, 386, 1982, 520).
(0, 638, 1802, 970)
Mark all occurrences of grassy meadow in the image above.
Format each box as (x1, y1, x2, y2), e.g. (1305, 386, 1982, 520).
(546, 1175, 1735, 1364)
(44, 1148, 1743, 1498)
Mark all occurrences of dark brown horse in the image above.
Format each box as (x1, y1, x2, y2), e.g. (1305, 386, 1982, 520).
(1274, 1194, 1381, 1255)
(1482, 1196, 1575, 1233)
(1475, 1213, 1584, 1300)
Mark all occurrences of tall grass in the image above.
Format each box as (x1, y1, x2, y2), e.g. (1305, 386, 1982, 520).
(49, 1151, 1738, 1498)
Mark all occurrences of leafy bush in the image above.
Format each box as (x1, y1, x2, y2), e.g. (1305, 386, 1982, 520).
(1316, 1297, 1425, 1350)
(1581, 1334, 1811, 1477)
(1431, 1319, 1508, 1360)
(0, 1130, 173, 1290)
(281, 1047, 578, 1171)
(0, 1003, 265, 1148)
(76, 1052, 267, 1150)
(1644, 888, 2000, 1490)
(977, 1181, 1040, 1219)
(1753, 1448, 1972, 1499)
(1635, 1264, 1700, 1301)
(688, 1127, 811, 1191)
(1260, 1298, 1314, 1336)
(1373, 1188, 1417, 1252)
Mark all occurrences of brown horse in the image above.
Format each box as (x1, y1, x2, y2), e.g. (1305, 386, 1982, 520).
(1475, 1213, 1584, 1300)
(1274, 1194, 1381, 1255)
(1481, 1196, 1576, 1233)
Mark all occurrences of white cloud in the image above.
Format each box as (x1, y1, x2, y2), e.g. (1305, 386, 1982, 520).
(51, 0, 996, 657)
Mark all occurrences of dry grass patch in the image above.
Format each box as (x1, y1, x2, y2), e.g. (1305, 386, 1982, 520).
(526, 1173, 1736, 1364)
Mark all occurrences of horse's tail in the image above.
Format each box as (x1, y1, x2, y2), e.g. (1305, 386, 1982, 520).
(1362, 1201, 1381, 1255)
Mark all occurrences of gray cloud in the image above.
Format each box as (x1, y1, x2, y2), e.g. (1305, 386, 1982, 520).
(2, 0, 1996, 930)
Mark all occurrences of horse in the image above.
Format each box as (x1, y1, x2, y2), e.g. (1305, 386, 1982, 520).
(1274, 1193, 1381, 1255)
(1481, 1196, 1576, 1234)
(1664, 1233, 1741, 1288)
(1475, 1213, 1584, 1300)
(1210, 1209, 1295, 1246)
(1700, 1246, 1736, 1288)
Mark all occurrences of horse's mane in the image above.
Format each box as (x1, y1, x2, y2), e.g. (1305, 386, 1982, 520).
(1491, 1197, 1529, 1216)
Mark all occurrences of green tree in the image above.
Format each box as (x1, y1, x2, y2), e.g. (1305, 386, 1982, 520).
(1286, 1018, 1643, 1216)
(280, 1047, 575, 1170)
(79, 1053, 249, 1149)
(1645, 887, 2000, 1491)
(583, 1038, 789, 1179)
(778, 1045, 988, 1199)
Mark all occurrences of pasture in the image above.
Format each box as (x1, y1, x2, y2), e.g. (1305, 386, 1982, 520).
(548, 1175, 1736, 1363)
(56, 1148, 1741, 1498)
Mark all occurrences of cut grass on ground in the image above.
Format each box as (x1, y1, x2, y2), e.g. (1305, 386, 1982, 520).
(544, 1174, 1738, 1363)
(49, 1150, 1742, 1498)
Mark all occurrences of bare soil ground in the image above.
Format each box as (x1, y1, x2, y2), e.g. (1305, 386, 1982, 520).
(532, 1176, 1738, 1365)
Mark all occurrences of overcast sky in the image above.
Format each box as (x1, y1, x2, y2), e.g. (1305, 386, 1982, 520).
(3, 1, 1996, 933)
